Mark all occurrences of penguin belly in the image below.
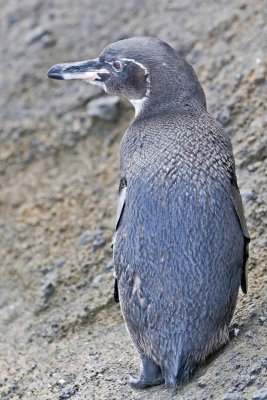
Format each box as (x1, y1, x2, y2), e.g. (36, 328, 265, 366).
(113, 176, 244, 386)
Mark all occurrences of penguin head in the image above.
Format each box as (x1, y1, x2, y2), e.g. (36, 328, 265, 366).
(48, 37, 206, 116)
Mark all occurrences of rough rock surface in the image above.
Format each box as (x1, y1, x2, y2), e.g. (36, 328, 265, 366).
(0, 0, 266, 399)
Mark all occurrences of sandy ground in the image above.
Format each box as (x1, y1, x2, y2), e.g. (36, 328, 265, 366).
(0, 0, 266, 399)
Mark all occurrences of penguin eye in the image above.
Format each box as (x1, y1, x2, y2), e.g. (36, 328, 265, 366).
(113, 61, 123, 71)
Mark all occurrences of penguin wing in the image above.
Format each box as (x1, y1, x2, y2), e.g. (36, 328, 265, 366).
(230, 180, 250, 294)
(115, 177, 127, 231)
(112, 177, 127, 303)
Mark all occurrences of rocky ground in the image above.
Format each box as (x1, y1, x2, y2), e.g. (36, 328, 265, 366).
(0, 0, 266, 399)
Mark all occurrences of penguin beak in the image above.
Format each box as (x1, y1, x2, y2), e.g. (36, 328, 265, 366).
(47, 58, 110, 82)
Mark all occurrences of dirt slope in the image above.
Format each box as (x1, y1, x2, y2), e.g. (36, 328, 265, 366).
(0, 0, 266, 399)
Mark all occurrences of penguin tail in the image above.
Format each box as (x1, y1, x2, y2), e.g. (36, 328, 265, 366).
(174, 359, 197, 386)
(162, 355, 197, 387)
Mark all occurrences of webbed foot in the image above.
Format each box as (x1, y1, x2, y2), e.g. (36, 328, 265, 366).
(129, 356, 164, 389)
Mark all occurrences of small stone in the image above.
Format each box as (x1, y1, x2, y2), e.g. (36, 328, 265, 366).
(215, 108, 231, 127)
(43, 282, 55, 299)
(249, 311, 257, 319)
(234, 328, 240, 337)
(25, 26, 51, 44)
(197, 377, 207, 388)
(55, 258, 66, 268)
(244, 375, 256, 387)
(248, 164, 256, 172)
(222, 394, 243, 400)
(251, 66, 266, 85)
(241, 189, 255, 203)
(81, 263, 91, 273)
(229, 323, 240, 338)
(250, 365, 262, 375)
(7, 12, 20, 27)
(91, 275, 104, 288)
(40, 265, 53, 275)
(92, 233, 106, 251)
(77, 232, 90, 247)
(87, 96, 120, 122)
(261, 357, 267, 369)
(235, 73, 244, 85)
(245, 331, 254, 339)
(58, 384, 79, 399)
(252, 388, 267, 400)
(259, 316, 267, 325)
(41, 34, 56, 48)
(105, 259, 114, 272)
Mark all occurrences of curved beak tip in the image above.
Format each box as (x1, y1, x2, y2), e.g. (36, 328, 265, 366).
(47, 65, 64, 80)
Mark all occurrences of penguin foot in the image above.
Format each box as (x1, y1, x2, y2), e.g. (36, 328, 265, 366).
(129, 373, 165, 389)
(129, 357, 165, 389)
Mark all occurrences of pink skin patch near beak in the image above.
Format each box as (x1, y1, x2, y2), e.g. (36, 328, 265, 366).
(62, 68, 110, 81)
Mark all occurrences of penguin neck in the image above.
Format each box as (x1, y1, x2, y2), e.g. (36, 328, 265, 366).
(130, 65, 207, 119)
(130, 88, 206, 120)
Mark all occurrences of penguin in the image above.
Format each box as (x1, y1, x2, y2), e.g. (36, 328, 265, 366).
(47, 37, 250, 388)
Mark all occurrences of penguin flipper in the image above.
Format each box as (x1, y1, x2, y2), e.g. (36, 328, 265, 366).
(114, 278, 119, 303)
(115, 177, 127, 231)
(112, 177, 127, 302)
(230, 181, 250, 294)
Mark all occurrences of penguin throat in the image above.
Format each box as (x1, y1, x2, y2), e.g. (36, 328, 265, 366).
(86, 79, 107, 92)
(129, 97, 149, 117)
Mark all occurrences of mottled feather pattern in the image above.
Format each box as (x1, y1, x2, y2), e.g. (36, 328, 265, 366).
(114, 107, 244, 385)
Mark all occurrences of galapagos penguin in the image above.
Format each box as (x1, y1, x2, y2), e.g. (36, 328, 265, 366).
(47, 37, 250, 388)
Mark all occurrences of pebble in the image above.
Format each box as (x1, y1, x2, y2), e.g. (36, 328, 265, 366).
(77, 231, 105, 250)
(249, 66, 266, 85)
(261, 357, 267, 369)
(252, 388, 267, 400)
(55, 258, 66, 268)
(197, 376, 207, 388)
(77, 232, 91, 247)
(244, 375, 256, 387)
(58, 385, 78, 400)
(91, 274, 104, 288)
(92, 233, 106, 251)
(41, 34, 56, 48)
(105, 259, 114, 272)
(40, 265, 53, 275)
(81, 263, 91, 273)
(222, 394, 243, 400)
(215, 108, 231, 127)
(240, 189, 256, 203)
(25, 26, 51, 44)
(259, 316, 267, 325)
(234, 328, 240, 337)
(43, 282, 55, 299)
(87, 96, 120, 122)
(250, 365, 262, 375)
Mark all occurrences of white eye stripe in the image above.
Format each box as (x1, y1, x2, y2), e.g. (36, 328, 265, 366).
(105, 58, 149, 75)
(121, 58, 149, 75)
(105, 57, 150, 118)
